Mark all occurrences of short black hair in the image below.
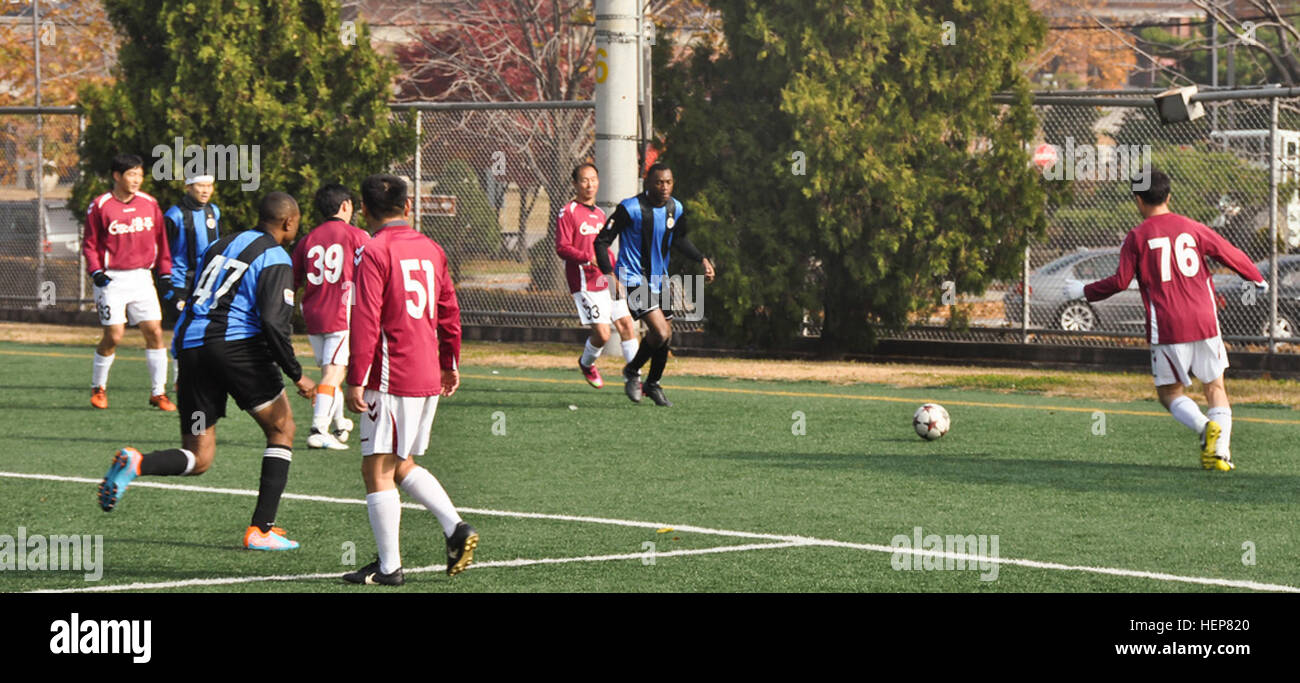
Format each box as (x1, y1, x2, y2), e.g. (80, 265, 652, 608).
(1133, 169, 1171, 205)
(361, 174, 408, 219)
(645, 162, 672, 180)
(110, 153, 143, 176)
(315, 183, 354, 219)
(571, 162, 598, 182)
(258, 192, 299, 225)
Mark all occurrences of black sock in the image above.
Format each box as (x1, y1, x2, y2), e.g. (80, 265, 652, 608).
(646, 343, 670, 385)
(251, 445, 292, 533)
(626, 340, 655, 373)
(139, 448, 191, 476)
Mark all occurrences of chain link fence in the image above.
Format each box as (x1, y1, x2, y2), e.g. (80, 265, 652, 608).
(6, 93, 1297, 352)
(0, 109, 85, 312)
(896, 89, 1300, 354)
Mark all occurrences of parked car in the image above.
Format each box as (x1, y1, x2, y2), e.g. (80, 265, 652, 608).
(0, 200, 81, 260)
(1003, 248, 1145, 331)
(1212, 255, 1300, 340)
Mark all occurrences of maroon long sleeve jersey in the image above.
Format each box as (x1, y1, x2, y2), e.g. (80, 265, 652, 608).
(346, 221, 461, 396)
(1084, 212, 1263, 344)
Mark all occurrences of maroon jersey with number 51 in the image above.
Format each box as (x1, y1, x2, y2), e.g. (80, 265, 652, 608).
(346, 221, 461, 396)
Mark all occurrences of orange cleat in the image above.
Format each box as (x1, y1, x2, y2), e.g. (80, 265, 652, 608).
(91, 387, 108, 409)
(149, 394, 177, 412)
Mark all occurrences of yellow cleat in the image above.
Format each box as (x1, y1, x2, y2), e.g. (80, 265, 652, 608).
(1200, 421, 1224, 470)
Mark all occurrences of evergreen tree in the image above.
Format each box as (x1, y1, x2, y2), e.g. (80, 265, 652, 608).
(660, 0, 1051, 354)
(71, 0, 412, 230)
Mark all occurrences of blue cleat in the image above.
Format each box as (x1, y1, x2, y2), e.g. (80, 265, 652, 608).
(98, 447, 142, 512)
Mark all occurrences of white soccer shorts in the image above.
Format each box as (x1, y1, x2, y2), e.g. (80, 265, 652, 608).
(1150, 335, 1229, 387)
(93, 268, 161, 326)
(573, 289, 630, 326)
(359, 389, 439, 459)
(308, 331, 350, 367)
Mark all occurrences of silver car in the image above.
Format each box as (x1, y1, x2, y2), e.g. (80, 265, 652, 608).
(1003, 248, 1145, 331)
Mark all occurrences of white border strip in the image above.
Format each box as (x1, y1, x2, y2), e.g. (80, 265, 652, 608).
(3, 471, 1296, 593)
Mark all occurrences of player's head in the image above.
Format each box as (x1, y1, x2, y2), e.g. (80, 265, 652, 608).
(644, 163, 673, 206)
(360, 173, 411, 225)
(257, 192, 301, 246)
(109, 153, 144, 195)
(572, 163, 598, 204)
(1133, 169, 1171, 215)
(315, 183, 355, 224)
(185, 175, 214, 204)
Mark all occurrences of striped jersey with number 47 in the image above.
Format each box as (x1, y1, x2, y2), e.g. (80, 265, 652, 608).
(1084, 213, 1264, 344)
(346, 221, 461, 397)
(291, 218, 371, 335)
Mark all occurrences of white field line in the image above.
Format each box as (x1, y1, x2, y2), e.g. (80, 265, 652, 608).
(4, 471, 1298, 593)
(27, 542, 809, 594)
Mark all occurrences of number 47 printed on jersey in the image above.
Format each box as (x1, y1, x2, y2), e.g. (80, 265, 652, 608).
(192, 255, 249, 306)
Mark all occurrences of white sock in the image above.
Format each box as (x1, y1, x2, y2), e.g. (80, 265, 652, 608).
(145, 349, 168, 396)
(92, 352, 114, 389)
(1168, 396, 1209, 435)
(312, 386, 335, 434)
(400, 466, 462, 537)
(621, 339, 639, 363)
(580, 338, 603, 368)
(1207, 406, 1232, 456)
(332, 387, 348, 429)
(366, 489, 402, 574)
(179, 449, 196, 476)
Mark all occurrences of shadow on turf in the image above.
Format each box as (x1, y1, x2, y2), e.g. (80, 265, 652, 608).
(710, 451, 1296, 504)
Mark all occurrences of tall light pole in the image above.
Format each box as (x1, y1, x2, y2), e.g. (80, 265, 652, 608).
(595, 1, 640, 219)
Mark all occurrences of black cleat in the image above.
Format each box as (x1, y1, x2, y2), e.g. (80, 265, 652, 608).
(343, 559, 405, 586)
(643, 382, 672, 407)
(446, 521, 479, 576)
(622, 365, 643, 403)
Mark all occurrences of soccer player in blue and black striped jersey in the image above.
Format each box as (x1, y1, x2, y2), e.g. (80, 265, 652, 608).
(97, 192, 317, 552)
(595, 164, 714, 407)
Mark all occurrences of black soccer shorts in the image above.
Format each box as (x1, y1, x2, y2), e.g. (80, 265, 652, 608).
(176, 337, 285, 435)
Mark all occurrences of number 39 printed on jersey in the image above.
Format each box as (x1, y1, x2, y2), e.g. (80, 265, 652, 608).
(307, 243, 344, 285)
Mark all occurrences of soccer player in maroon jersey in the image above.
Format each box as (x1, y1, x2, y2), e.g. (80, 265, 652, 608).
(292, 184, 370, 450)
(82, 153, 175, 412)
(556, 163, 639, 388)
(342, 174, 477, 585)
(1068, 170, 1266, 471)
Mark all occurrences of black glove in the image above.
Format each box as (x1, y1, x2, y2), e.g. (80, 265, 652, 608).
(91, 270, 112, 288)
(157, 276, 175, 302)
(174, 288, 190, 312)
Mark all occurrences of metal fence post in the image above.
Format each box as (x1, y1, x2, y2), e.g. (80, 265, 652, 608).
(414, 111, 422, 231)
(1022, 244, 1030, 344)
(1269, 96, 1280, 356)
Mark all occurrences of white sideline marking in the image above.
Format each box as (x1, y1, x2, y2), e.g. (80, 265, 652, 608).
(4, 471, 1298, 593)
(27, 542, 808, 593)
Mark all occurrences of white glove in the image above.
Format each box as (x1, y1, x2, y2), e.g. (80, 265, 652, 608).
(1255, 280, 1269, 294)
(1064, 279, 1086, 300)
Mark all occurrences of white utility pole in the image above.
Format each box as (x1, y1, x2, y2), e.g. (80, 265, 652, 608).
(595, 0, 640, 218)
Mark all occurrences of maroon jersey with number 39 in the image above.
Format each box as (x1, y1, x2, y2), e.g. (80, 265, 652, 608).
(1084, 213, 1264, 344)
(347, 221, 461, 396)
(292, 219, 371, 335)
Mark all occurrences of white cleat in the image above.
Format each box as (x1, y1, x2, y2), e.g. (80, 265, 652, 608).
(307, 429, 348, 450)
(333, 417, 354, 444)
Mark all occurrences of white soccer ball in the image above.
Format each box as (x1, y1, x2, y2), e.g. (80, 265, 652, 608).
(912, 403, 950, 441)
